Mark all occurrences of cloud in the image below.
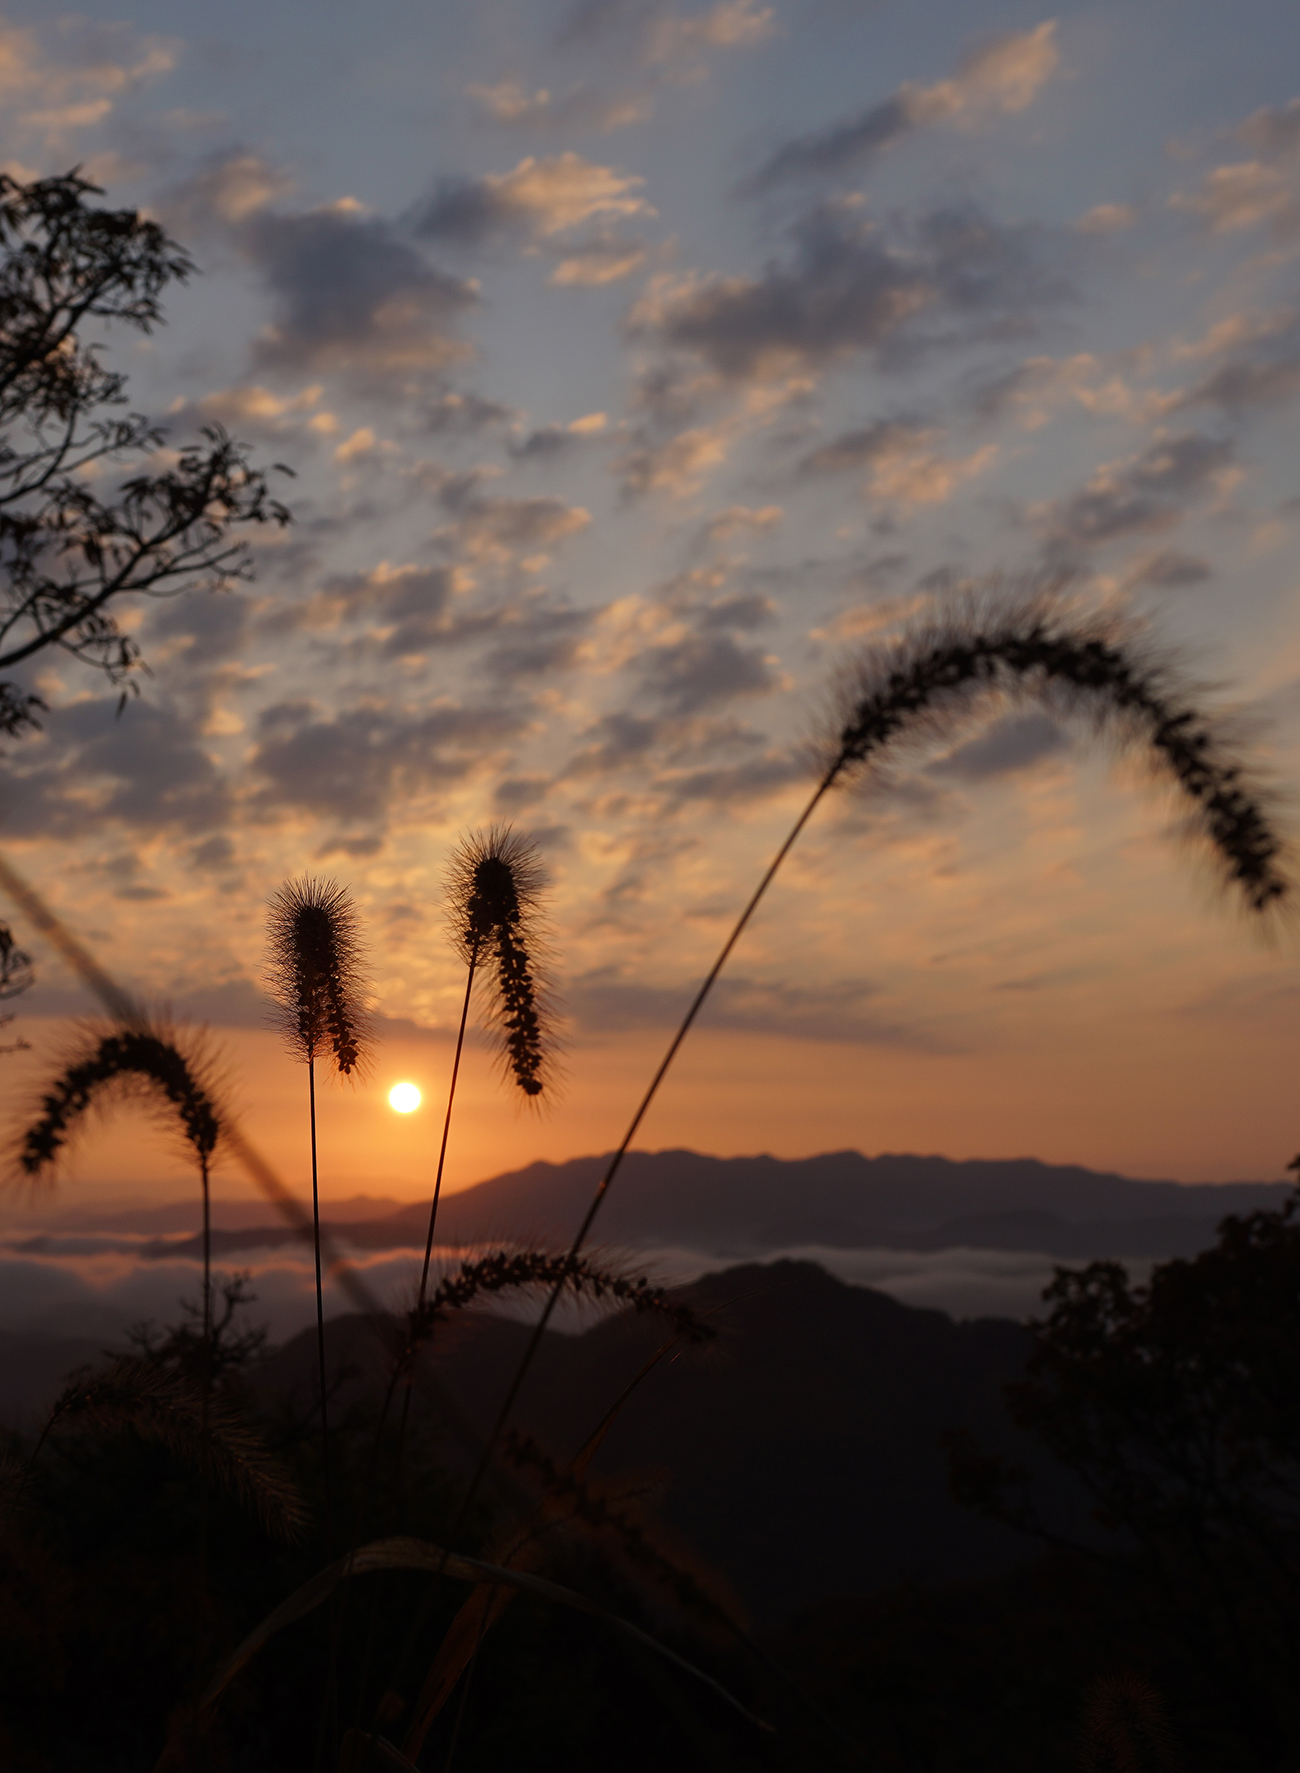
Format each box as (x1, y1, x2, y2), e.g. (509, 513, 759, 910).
(248, 697, 524, 824)
(1163, 310, 1300, 415)
(0, 16, 176, 141)
(1171, 97, 1300, 240)
(616, 419, 735, 496)
(433, 474, 593, 561)
(245, 202, 480, 381)
(0, 697, 233, 840)
(467, 80, 652, 133)
(630, 198, 1071, 383)
(931, 712, 1068, 782)
(549, 234, 648, 285)
(166, 381, 339, 442)
(162, 159, 483, 386)
(508, 412, 608, 459)
(1076, 203, 1136, 234)
(801, 419, 998, 507)
(1172, 160, 1299, 237)
(698, 504, 783, 546)
(971, 352, 1143, 426)
(1127, 549, 1213, 589)
(160, 150, 296, 232)
(415, 152, 651, 246)
(641, 0, 775, 64)
(742, 21, 1059, 193)
(1031, 431, 1236, 552)
(562, 0, 775, 70)
(640, 629, 780, 713)
(566, 967, 931, 1046)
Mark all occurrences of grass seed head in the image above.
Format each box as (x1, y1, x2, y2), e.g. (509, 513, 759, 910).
(819, 591, 1291, 917)
(265, 875, 372, 1076)
(444, 826, 556, 1099)
(13, 1020, 226, 1185)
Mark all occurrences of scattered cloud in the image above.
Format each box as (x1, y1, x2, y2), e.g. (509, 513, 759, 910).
(248, 697, 523, 824)
(801, 420, 998, 507)
(1171, 96, 1300, 240)
(971, 352, 1144, 426)
(467, 80, 652, 133)
(160, 150, 296, 232)
(566, 967, 929, 1046)
(0, 17, 176, 143)
(616, 418, 735, 497)
(433, 474, 593, 561)
(0, 697, 233, 840)
(550, 233, 648, 285)
(245, 202, 479, 382)
(742, 22, 1059, 193)
(508, 412, 608, 459)
(1031, 431, 1236, 553)
(1076, 203, 1137, 234)
(1126, 549, 1213, 589)
(562, 0, 775, 72)
(415, 152, 652, 246)
(631, 198, 1072, 383)
(640, 627, 780, 713)
(931, 712, 1068, 782)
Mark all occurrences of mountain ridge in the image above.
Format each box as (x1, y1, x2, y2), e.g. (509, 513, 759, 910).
(62, 1147, 1291, 1259)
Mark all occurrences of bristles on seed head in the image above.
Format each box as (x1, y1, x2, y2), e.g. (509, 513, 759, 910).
(444, 826, 557, 1100)
(265, 876, 372, 1075)
(815, 587, 1292, 918)
(11, 1019, 227, 1188)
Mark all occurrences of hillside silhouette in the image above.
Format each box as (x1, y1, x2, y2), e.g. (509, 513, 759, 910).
(256, 1257, 1090, 1624)
(104, 1147, 1292, 1263)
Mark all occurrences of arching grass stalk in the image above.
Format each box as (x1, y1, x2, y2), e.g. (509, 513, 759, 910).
(265, 876, 371, 1552)
(12, 1020, 229, 1577)
(403, 592, 1291, 1686)
(0, 850, 386, 1320)
(14, 1020, 224, 1414)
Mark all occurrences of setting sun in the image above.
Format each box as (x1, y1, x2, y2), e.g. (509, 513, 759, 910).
(388, 1082, 421, 1114)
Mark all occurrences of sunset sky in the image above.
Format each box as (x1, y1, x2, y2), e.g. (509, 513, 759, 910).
(3, 0, 1300, 1213)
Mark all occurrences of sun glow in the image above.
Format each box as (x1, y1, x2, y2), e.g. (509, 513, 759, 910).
(388, 1082, 422, 1114)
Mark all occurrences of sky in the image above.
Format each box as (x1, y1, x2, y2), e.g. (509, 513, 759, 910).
(3, 0, 1300, 1217)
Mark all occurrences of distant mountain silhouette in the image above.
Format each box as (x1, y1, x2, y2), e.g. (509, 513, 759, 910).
(116, 1148, 1291, 1263)
(255, 1258, 1095, 1625)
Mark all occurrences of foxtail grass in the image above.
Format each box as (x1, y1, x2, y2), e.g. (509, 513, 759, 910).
(340, 830, 559, 1761)
(349, 1245, 705, 1752)
(13, 1019, 226, 1439)
(1079, 1671, 1181, 1772)
(433, 589, 1293, 1633)
(421, 828, 556, 1302)
(266, 875, 371, 1550)
(31, 1354, 305, 1541)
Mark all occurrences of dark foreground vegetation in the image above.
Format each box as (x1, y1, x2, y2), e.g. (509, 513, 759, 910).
(1, 1186, 1299, 1770)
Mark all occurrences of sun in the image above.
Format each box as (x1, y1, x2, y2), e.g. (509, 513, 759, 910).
(388, 1082, 422, 1114)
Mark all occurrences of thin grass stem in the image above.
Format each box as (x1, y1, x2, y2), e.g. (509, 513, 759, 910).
(308, 1055, 332, 1553)
(443, 774, 832, 1534)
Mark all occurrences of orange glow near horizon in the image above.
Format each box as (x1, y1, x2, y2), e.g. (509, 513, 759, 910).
(2, 997, 1297, 1223)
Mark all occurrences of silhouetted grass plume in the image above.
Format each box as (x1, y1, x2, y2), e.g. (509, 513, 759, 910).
(446, 824, 555, 1100)
(445, 590, 1293, 1607)
(265, 874, 372, 1549)
(1078, 1672, 1182, 1773)
(12, 1019, 227, 1424)
(32, 1355, 305, 1542)
(821, 595, 1289, 914)
(265, 874, 371, 1076)
(15, 1020, 222, 1182)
